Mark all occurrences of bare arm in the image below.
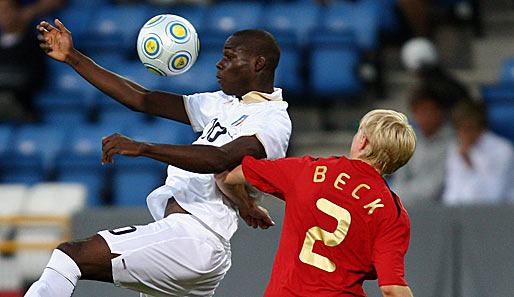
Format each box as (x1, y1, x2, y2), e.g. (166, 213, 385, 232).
(380, 285, 413, 297)
(36, 19, 190, 123)
(214, 167, 274, 229)
(102, 134, 266, 174)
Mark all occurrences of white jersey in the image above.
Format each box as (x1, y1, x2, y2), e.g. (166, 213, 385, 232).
(146, 88, 291, 240)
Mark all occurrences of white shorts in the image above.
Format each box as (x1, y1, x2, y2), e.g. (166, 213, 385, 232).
(98, 213, 232, 297)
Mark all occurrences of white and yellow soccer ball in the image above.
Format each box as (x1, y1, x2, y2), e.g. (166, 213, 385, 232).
(137, 14, 199, 76)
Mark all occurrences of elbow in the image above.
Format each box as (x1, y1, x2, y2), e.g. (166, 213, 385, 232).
(130, 90, 152, 113)
(214, 170, 229, 184)
(380, 285, 413, 297)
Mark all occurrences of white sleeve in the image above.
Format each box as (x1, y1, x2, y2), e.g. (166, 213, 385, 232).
(239, 105, 292, 160)
(184, 92, 222, 132)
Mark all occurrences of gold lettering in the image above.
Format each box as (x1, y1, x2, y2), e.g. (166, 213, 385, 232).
(352, 184, 371, 200)
(333, 173, 350, 190)
(363, 199, 384, 215)
(313, 166, 327, 183)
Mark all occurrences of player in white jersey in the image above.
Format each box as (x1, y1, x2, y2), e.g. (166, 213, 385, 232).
(27, 20, 291, 297)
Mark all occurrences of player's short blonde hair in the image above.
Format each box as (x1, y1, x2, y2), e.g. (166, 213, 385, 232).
(357, 109, 417, 175)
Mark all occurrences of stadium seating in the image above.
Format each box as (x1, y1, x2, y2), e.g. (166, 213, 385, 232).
(320, 1, 380, 51)
(15, 183, 86, 281)
(80, 4, 153, 55)
(275, 47, 304, 96)
(499, 56, 514, 84)
(203, 2, 264, 43)
(486, 102, 514, 142)
(44, 59, 99, 106)
(261, 1, 321, 47)
(111, 156, 166, 207)
(148, 4, 207, 34)
(34, 91, 90, 125)
(162, 48, 220, 95)
(6, 125, 68, 180)
(53, 123, 124, 206)
(309, 32, 362, 98)
(0, 125, 13, 154)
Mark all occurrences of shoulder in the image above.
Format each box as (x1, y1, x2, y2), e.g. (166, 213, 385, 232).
(185, 90, 232, 103)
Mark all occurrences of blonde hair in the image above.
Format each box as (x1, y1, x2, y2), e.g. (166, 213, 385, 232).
(357, 109, 417, 175)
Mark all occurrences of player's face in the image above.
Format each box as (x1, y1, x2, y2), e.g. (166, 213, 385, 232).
(216, 36, 256, 97)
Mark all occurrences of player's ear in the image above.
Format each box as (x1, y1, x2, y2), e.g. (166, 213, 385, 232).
(254, 56, 266, 72)
(359, 134, 368, 150)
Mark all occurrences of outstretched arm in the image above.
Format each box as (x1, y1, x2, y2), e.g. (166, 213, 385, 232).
(215, 167, 274, 229)
(36, 19, 190, 123)
(380, 285, 413, 297)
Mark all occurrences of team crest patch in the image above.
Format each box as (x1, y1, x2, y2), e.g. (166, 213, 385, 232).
(231, 115, 248, 126)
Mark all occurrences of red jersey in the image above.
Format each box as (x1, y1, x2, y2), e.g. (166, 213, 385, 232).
(242, 155, 410, 297)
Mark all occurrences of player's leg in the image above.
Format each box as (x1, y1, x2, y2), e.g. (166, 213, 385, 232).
(24, 234, 118, 297)
(101, 214, 231, 297)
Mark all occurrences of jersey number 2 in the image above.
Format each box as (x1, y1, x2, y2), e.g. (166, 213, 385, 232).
(299, 198, 351, 272)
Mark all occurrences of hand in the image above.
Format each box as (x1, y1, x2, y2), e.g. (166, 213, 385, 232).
(239, 205, 275, 230)
(102, 133, 145, 165)
(36, 19, 74, 63)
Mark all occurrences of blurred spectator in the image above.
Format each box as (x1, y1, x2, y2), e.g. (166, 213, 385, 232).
(442, 100, 514, 205)
(0, 0, 65, 122)
(402, 37, 471, 108)
(391, 84, 453, 206)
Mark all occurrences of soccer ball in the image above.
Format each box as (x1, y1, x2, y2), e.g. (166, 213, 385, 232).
(136, 14, 199, 76)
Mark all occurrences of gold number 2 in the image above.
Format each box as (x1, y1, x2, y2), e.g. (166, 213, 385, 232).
(299, 198, 351, 272)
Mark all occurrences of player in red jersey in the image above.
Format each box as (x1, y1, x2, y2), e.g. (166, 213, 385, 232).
(215, 109, 417, 297)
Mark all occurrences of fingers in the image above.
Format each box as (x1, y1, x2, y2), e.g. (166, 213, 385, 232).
(101, 134, 117, 165)
(37, 20, 57, 32)
(54, 18, 71, 34)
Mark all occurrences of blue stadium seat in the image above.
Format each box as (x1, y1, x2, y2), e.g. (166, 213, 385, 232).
(487, 103, 514, 142)
(112, 156, 166, 207)
(11, 125, 68, 174)
(147, 5, 207, 34)
(68, 0, 110, 8)
(111, 60, 162, 91)
(500, 56, 514, 84)
(44, 60, 99, 105)
(0, 125, 14, 154)
(54, 154, 106, 206)
(275, 47, 303, 95)
(362, 0, 400, 34)
(97, 106, 149, 126)
(161, 48, 219, 95)
(204, 2, 263, 35)
(321, 1, 380, 51)
(261, 1, 321, 47)
(34, 91, 90, 125)
(309, 33, 362, 98)
(81, 5, 152, 55)
(57, 6, 95, 49)
(0, 152, 45, 185)
(129, 118, 198, 145)
(53, 123, 125, 205)
(482, 85, 514, 103)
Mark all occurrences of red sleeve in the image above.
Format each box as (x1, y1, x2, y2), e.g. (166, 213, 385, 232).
(373, 207, 410, 287)
(242, 156, 304, 201)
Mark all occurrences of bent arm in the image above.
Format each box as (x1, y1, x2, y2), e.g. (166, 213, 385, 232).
(215, 167, 274, 229)
(102, 134, 266, 173)
(380, 285, 413, 297)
